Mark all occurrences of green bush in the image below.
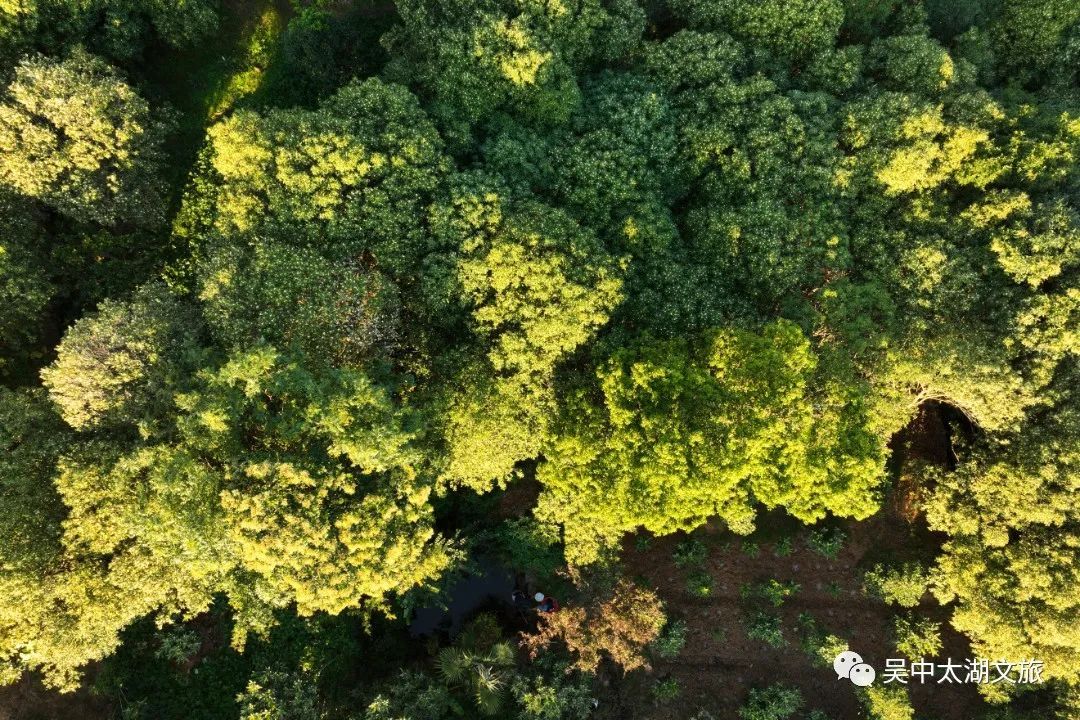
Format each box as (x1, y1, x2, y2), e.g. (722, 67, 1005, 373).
(763, 579, 800, 606)
(673, 538, 708, 568)
(509, 660, 595, 720)
(738, 684, 803, 720)
(742, 579, 800, 606)
(745, 613, 786, 649)
(863, 562, 930, 607)
(806, 527, 846, 559)
(364, 671, 454, 720)
(652, 618, 688, 659)
(652, 678, 681, 704)
(891, 614, 942, 661)
(154, 626, 202, 664)
(686, 571, 714, 599)
(859, 685, 915, 720)
(239, 669, 323, 720)
(795, 612, 849, 668)
(489, 518, 563, 579)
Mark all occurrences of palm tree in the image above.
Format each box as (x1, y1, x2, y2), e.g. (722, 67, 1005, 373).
(435, 640, 517, 716)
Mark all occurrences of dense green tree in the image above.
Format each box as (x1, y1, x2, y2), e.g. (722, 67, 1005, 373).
(198, 240, 400, 368)
(988, 197, 1080, 288)
(643, 34, 852, 320)
(174, 347, 451, 620)
(432, 174, 624, 490)
(549, 72, 679, 229)
(439, 370, 549, 492)
(536, 321, 883, 563)
(867, 331, 1037, 437)
(926, 383, 1080, 684)
(0, 388, 132, 692)
(383, 0, 644, 134)
(261, 6, 393, 108)
(988, 0, 1080, 84)
(0, 0, 217, 63)
(668, 0, 843, 60)
(41, 282, 202, 432)
(0, 388, 68, 601)
(838, 90, 1002, 198)
(0, 50, 167, 227)
(199, 78, 449, 277)
(8, 347, 452, 689)
(867, 33, 956, 96)
(443, 179, 623, 378)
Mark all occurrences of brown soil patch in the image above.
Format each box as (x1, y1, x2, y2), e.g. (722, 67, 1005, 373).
(596, 402, 982, 719)
(600, 513, 982, 719)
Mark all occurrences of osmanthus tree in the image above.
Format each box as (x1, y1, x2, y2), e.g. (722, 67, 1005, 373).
(866, 331, 1038, 439)
(535, 320, 884, 564)
(195, 77, 450, 278)
(431, 173, 624, 491)
(0, 50, 168, 228)
(821, 43, 1074, 437)
(547, 72, 680, 233)
(41, 282, 203, 432)
(7, 345, 451, 689)
(382, 0, 645, 134)
(0, 388, 70, 686)
(912, 104, 1080, 692)
(0, 389, 172, 692)
(667, 0, 844, 61)
(986, 0, 1080, 85)
(0, 0, 218, 64)
(482, 65, 692, 336)
(837, 91, 1003, 200)
(635, 28, 856, 326)
(120, 0, 219, 51)
(197, 240, 402, 369)
(171, 347, 451, 620)
(924, 379, 1080, 690)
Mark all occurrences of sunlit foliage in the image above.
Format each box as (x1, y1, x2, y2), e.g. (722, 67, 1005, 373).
(2, 0, 1079, 715)
(0, 50, 167, 227)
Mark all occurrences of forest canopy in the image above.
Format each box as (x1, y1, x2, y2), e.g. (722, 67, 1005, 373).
(0, 0, 1078, 718)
